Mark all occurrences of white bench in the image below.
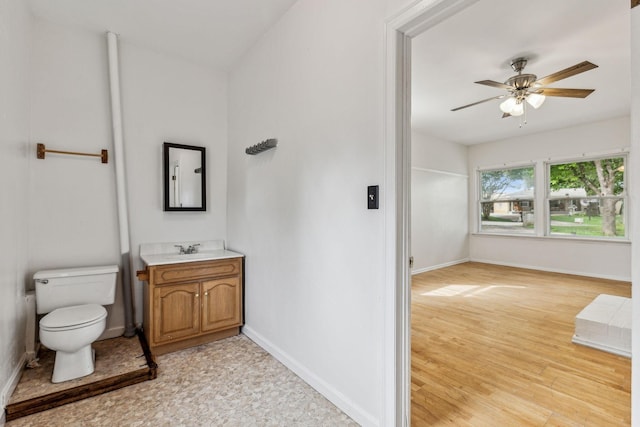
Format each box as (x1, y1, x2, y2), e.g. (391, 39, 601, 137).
(572, 294, 631, 358)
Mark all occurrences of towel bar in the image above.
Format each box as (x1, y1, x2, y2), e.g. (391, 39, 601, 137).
(37, 143, 108, 164)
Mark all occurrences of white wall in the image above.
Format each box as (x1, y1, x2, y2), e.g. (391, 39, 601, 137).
(28, 19, 228, 331)
(29, 19, 124, 336)
(0, 0, 31, 411)
(468, 116, 631, 281)
(119, 40, 228, 325)
(411, 131, 468, 273)
(227, 0, 398, 424)
(412, 131, 468, 173)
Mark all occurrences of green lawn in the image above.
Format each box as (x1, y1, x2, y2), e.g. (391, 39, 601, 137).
(550, 214, 625, 237)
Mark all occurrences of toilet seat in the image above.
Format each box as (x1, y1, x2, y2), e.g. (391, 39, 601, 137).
(40, 304, 107, 332)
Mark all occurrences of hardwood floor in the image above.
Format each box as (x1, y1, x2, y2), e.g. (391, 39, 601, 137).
(411, 262, 631, 426)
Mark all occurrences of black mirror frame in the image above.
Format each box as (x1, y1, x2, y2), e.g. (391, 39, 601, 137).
(163, 142, 206, 211)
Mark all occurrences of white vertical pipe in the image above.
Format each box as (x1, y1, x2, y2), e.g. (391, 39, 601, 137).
(24, 292, 37, 362)
(107, 31, 135, 337)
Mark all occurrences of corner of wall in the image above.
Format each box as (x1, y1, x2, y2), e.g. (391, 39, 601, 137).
(0, 0, 33, 415)
(0, 353, 27, 413)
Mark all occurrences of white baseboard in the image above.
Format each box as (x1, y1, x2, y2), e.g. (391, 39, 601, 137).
(1, 353, 27, 416)
(411, 258, 469, 275)
(572, 335, 631, 358)
(469, 258, 631, 282)
(241, 326, 378, 427)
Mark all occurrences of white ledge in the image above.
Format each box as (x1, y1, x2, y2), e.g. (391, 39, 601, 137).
(471, 233, 630, 244)
(140, 240, 244, 266)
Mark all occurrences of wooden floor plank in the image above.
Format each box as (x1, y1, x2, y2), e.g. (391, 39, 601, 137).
(411, 262, 630, 426)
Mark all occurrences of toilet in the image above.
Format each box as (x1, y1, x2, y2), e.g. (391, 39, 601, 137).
(34, 265, 118, 383)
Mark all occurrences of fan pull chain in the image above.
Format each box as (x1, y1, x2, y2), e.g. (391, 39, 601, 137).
(520, 101, 527, 128)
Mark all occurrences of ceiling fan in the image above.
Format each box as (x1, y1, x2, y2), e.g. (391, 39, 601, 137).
(451, 57, 598, 120)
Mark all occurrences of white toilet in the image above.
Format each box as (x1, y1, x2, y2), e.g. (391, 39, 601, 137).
(34, 265, 118, 383)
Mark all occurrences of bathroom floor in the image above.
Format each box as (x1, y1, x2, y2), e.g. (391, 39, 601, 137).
(6, 333, 155, 421)
(9, 335, 150, 404)
(6, 334, 357, 426)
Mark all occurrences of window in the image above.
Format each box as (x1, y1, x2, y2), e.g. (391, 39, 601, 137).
(547, 156, 626, 239)
(479, 166, 535, 235)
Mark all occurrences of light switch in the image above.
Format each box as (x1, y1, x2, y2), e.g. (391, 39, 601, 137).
(368, 185, 379, 209)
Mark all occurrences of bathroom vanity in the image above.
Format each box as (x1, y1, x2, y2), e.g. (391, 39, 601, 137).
(137, 241, 244, 355)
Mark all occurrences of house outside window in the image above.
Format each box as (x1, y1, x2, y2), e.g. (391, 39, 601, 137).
(478, 166, 535, 235)
(547, 156, 626, 239)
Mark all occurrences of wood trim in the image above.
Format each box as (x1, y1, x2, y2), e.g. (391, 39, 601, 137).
(5, 330, 156, 421)
(153, 259, 241, 285)
(137, 327, 158, 374)
(633, 0, 639, 9)
(5, 369, 153, 421)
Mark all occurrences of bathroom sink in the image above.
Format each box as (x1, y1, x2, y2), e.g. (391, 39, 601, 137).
(162, 253, 207, 260)
(140, 249, 244, 266)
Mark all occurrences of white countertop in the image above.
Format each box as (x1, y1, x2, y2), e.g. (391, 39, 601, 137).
(140, 240, 244, 266)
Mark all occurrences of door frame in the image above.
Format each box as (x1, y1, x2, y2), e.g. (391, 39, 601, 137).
(385, 1, 638, 426)
(384, 1, 480, 425)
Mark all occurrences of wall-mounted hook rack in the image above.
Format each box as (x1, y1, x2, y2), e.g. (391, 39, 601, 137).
(36, 143, 109, 164)
(245, 138, 277, 155)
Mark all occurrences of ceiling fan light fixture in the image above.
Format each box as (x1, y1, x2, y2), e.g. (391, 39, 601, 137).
(499, 97, 524, 116)
(510, 101, 524, 116)
(526, 93, 546, 109)
(499, 97, 517, 114)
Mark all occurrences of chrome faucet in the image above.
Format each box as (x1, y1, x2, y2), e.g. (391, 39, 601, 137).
(185, 244, 200, 254)
(175, 244, 200, 255)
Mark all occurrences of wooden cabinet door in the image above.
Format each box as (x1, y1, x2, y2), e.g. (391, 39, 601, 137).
(201, 277, 241, 332)
(153, 282, 200, 344)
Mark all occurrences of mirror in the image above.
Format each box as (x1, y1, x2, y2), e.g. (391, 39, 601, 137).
(163, 142, 206, 211)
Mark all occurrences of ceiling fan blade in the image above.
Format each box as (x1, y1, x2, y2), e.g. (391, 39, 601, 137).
(502, 113, 511, 119)
(475, 80, 512, 90)
(535, 61, 598, 86)
(451, 95, 505, 111)
(537, 88, 595, 98)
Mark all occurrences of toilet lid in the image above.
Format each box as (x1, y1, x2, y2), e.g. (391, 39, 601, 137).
(40, 304, 107, 331)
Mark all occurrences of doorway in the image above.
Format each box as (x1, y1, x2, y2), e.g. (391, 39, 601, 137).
(385, 1, 638, 425)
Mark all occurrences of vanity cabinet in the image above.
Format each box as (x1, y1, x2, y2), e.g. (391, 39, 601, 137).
(138, 256, 243, 355)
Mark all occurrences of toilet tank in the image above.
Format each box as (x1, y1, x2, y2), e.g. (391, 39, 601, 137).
(34, 265, 119, 314)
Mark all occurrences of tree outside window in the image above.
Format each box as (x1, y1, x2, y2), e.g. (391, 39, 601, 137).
(548, 156, 625, 238)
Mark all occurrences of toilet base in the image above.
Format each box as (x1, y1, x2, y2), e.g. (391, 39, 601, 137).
(51, 345, 96, 383)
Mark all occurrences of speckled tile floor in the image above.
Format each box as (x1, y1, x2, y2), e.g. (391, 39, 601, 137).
(6, 334, 358, 427)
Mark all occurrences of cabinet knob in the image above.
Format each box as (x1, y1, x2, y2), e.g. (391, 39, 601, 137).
(204, 292, 208, 296)
(195, 293, 199, 298)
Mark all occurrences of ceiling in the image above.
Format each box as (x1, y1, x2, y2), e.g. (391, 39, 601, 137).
(411, 0, 631, 145)
(27, 1, 631, 147)
(27, 0, 298, 70)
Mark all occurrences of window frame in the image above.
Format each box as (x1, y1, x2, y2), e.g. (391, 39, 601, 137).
(477, 164, 536, 236)
(545, 154, 628, 240)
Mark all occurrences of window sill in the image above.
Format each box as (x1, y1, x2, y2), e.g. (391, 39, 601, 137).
(471, 232, 630, 244)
